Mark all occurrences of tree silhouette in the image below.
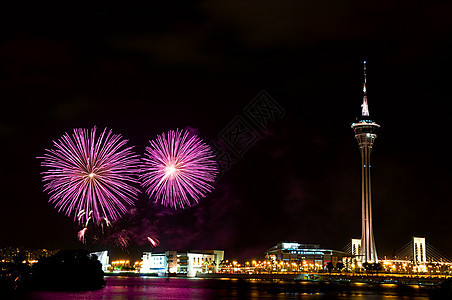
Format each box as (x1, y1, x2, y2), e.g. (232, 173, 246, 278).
(28, 249, 105, 291)
(363, 262, 382, 274)
(336, 262, 344, 272)
(326, 262, 334, 273)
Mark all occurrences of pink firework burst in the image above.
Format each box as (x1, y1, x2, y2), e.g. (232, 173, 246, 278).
(39, 127, 140, 225)
(140, 129, 218, 209)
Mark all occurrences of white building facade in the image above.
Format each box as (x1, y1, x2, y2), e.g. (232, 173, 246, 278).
(141, 250, 224, 277)
(140, 252, 167, 275)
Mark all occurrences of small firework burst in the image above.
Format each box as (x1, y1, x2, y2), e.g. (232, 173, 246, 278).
(140, 129, 218, 209)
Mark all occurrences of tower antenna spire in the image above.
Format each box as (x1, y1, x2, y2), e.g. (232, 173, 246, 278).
(361, 60, 369, 116)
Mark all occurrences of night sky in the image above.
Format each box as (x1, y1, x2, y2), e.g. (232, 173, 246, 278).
(1, 2, 451, 262)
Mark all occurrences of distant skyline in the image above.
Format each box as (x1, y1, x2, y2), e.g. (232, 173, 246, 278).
(0, 2, 451, 262)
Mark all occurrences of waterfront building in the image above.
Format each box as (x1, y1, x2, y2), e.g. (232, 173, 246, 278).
(0, 247, 24, 263)
(26, 248, 59, 262)
(351, 60, 380, 263)
(140, 252, 167, 275)
(141, 250, 224, 277)
(265, 242, 350, 271)
(0, 247, 59, 263)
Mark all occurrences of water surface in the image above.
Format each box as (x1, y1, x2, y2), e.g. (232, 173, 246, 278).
(21, 276, 431, 299)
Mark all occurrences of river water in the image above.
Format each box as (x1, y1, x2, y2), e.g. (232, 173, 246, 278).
(20, 276, 431, 299)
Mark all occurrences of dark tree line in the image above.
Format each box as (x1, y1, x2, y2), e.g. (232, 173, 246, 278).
(1, 249, 105, 293)
(28, 249, 105, 290)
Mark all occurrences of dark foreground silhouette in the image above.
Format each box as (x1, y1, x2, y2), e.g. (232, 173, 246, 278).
(1, 249, 105, 294)
(27, 249, 105, 291)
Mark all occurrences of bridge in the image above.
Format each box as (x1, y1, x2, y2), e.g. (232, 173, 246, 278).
(344, 237, 452, 273)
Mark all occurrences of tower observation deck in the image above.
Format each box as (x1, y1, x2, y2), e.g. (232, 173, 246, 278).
(351, 61, 380, 264)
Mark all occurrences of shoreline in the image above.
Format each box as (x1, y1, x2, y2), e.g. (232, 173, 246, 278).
(105, 271, 450, 286)
(197, 272, 449, 285)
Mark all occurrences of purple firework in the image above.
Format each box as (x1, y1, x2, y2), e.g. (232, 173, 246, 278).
(140, 129, 218, 209)
(39, 127, 140, 225)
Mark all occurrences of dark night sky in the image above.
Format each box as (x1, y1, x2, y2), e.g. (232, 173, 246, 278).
(1, 2, 451, 261)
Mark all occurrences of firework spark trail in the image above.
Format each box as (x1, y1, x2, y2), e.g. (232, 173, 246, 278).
(77, 210, 86, 223)
(78, 228, 88, 244)
(147, 236, 159, 247)
(39, 127, 141, 225)
(140, 129, 218, 209)
(115, 234, 130, 249)
(99, 217, 111, 235)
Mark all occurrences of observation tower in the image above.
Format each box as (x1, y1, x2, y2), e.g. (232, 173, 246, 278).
(351, 61, 380, 263)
